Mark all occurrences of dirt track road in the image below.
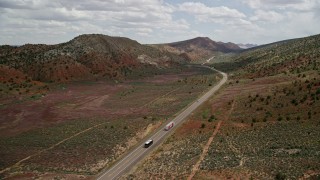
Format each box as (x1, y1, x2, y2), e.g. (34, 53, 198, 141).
(97, 64, 228, 180)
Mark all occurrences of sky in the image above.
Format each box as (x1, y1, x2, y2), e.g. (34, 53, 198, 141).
(0, 0, 319, 45)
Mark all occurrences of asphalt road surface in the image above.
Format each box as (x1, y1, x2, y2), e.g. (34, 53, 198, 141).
(97, 65, 228, 180)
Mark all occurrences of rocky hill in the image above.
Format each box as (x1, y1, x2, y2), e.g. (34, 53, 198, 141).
(151, 37, 242, 61)
(0, 34, 184, 85)
(213, 34, 320, 78)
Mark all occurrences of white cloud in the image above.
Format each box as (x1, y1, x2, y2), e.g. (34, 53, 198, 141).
(243, 0, 319, 11)
(178, 2, 246, 22)
(288, 0, 320, 11)
(250, 10, 285, 22)
(0, 0, 189, 44)
(283, 11, 319, 36)
(177, 2, 261, 34)
(219, 9, 319, 44)
(0, 0, 319, 45)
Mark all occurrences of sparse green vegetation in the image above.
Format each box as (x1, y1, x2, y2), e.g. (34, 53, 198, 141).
(200, 121, 320, 179)
(1, 32, 320, 179)
(128, 34, 320, 179)
(0, 65, 220, 179)
(202, 109, 210, 120)
(213, 34, 320, 79)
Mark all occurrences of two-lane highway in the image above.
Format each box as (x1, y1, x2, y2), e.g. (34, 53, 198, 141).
(97, 65, 228, 180)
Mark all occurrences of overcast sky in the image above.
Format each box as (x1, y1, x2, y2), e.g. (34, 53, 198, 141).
(1, 0, 319, 45)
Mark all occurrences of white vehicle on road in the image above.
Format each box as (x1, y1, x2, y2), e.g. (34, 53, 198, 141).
(165, 121, 174, 131)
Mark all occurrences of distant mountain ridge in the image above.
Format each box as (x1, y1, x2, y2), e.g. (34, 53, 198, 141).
(150, 37, 242, 61)
(167, 37, 241, 53)
(237, 43, 258, 49)
(0, 34, 184, 84)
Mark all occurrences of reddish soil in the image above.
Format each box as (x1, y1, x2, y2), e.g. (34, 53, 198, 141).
(175, 120, 203, 137)
(188, 120, 223, 180)
(0, 82, 123, 136)
(188, 95, 235, 179)
(0, 67, 217, 179)
(191, 75, 315, 179)
(196, 169, 252, 180)
(139, 71, 197, 84)
(6, 172, 93, 180)
(211, 76, 292, 112)
(0, 70, 200, 137)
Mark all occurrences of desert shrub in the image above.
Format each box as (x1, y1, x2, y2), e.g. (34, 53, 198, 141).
(275, 172, 286, 180)
(263, 117, 267, 122)
(252, 118, 257, 123)
(210, 114, 216, 120)
(201, 123, 206, 128)
(291, 99, 298, 106)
